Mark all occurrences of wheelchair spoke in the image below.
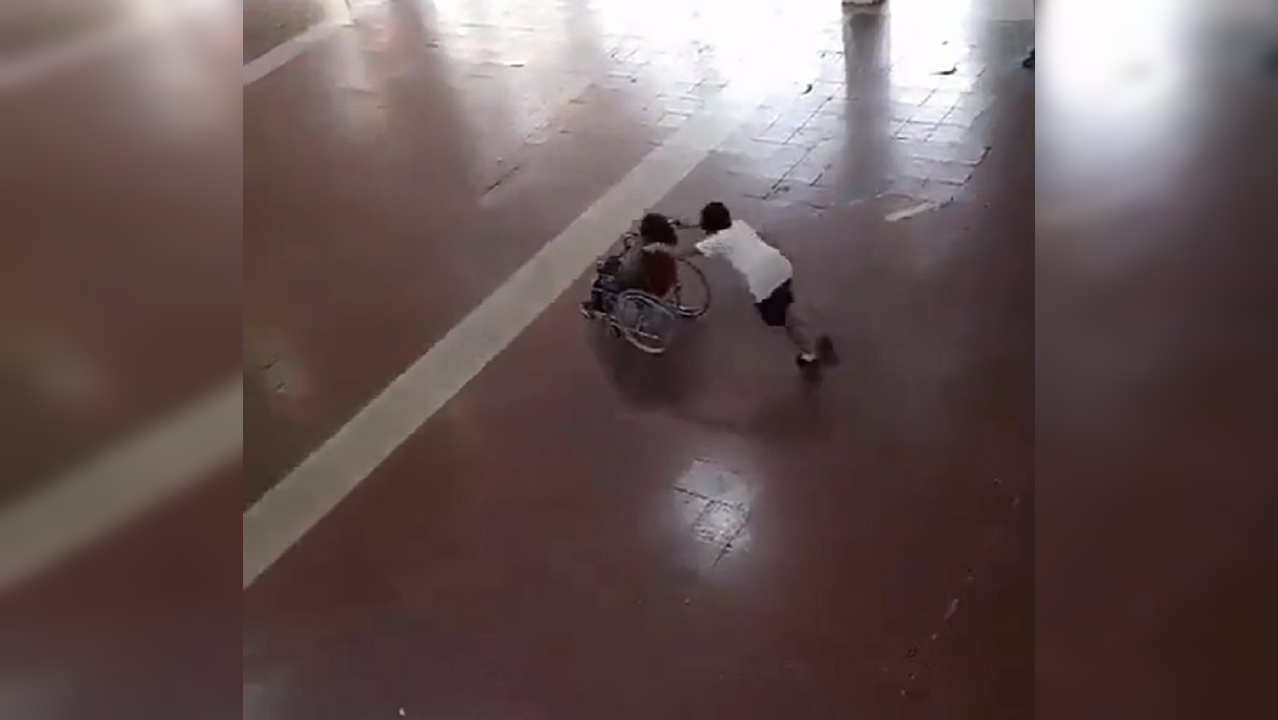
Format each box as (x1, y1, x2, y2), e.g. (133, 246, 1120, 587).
(674, 259, 711, 318)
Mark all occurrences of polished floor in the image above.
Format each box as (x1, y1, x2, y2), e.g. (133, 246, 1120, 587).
(0, 0, 238, 505)
(240, 1, 1034, 717)
(1035, 3, 1278, 717)
(2, 0, 1276, 717)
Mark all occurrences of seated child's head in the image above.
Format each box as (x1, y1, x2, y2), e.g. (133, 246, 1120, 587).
(639, 212, 679, 246)
(699, 202, 732, 234)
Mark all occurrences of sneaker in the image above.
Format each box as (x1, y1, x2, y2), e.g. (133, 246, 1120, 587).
(816, 335, 839, 365)
(796, 353, 821, 380)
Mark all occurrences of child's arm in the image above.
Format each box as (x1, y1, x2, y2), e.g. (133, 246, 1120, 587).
(668, 218, 706, 258)
(674, 231, 707, 259)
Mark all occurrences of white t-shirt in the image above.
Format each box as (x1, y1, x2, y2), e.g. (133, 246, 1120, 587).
(694, 221, 793, 301)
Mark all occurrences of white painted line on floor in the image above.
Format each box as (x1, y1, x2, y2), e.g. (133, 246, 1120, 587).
(241, 92, 773, 589)
(242, 17, 348, 87)
(0, 377, 243, 591)
(0, 0, 218, 91)
(242, 0, 357, 87)
(0, 22, 134, 90)
(886, 199, 945, 222)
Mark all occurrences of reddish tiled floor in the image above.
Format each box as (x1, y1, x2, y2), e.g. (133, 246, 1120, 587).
(243, 0, 328, 63)
(1035, 2, 1278, 717)
(243, 1, 1035, 717)
(0, 13, 240, 716)
(243, 0, 681, 507)
(0, 462, 241, 720)
(0, 0, 125, 61)
(19, 0, 1278, 718)
(0, 11, 239, 503)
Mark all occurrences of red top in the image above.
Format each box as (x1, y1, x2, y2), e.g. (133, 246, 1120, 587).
(639, 248, 678, 297)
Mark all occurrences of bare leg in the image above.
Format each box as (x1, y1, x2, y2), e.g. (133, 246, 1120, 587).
(787, 306, 837, 364)
(784, 309, 816, 357)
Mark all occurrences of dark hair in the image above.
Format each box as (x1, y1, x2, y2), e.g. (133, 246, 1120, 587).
(639, 212, 678, 246)
(699, 202, 732, 233)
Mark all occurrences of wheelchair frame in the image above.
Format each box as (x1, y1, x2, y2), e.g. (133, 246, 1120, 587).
(585, 230, 710, 354)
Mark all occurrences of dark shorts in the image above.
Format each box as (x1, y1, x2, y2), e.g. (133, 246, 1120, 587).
(755, 279, 795, 327)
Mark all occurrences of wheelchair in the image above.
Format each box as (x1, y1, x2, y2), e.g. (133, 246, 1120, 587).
(582, 230, 710, 354)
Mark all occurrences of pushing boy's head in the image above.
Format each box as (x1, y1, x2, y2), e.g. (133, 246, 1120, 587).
(639, 212, 678, 246)
(699, 202, 732, 233)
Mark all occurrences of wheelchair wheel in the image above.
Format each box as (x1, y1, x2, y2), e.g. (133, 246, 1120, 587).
(613, 290, 677, 354)
(672, 258, 710, 318)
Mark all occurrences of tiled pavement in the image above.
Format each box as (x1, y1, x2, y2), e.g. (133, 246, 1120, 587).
(1037, 2, 1278, 717)
(244, 0, 330, 63)
(0, 1, 240, 506)
(0, 0, 128, 62)
(24, 0, 1014, 717)
(4, 0, 1277, 718)
(0, 461, 241, 720)
(241, 1, 1035, 718)
(0, 5, 241, 718)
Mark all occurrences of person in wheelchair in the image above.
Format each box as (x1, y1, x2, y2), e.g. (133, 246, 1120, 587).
(581, 212, 680, 318)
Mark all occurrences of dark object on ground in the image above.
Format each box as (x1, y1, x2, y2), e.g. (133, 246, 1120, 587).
(796, 354, 822, 381)
(817, 336, 839, 366)
(1022, 49, 1034, 69)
